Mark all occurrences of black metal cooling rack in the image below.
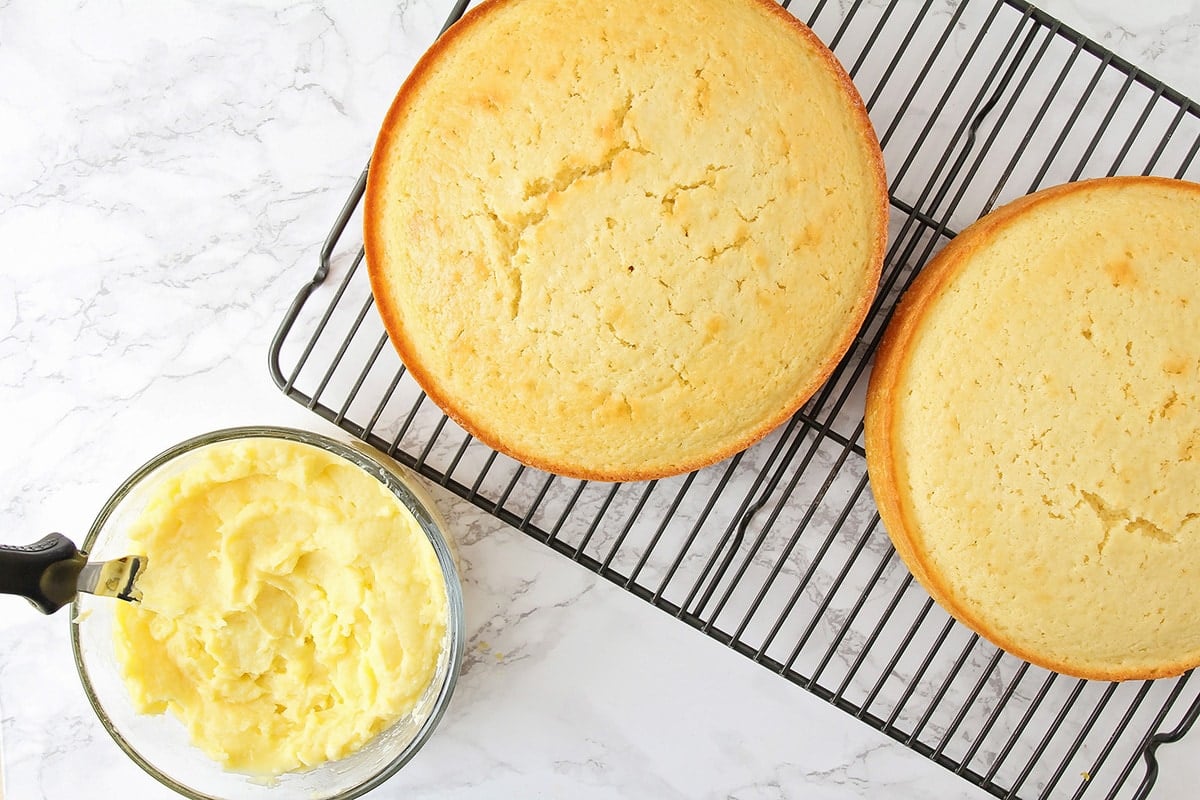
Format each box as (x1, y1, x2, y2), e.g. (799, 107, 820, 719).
(269, 1, 1200, 797)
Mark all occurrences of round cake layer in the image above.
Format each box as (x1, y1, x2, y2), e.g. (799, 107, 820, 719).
(365, 0, 887, 481)
(866, 176, 1200, 681)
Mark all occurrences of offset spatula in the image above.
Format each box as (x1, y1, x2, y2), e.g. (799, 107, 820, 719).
(0, 533, 144, 614)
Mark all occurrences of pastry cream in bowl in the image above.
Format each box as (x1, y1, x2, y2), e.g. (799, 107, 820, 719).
(71, 427, 464, 800)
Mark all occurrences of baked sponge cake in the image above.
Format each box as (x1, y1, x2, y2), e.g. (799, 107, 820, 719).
(866, 176, 1200, 681)
(365, 0, 887, 481)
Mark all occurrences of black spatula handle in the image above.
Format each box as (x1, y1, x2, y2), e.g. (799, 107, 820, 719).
(0, 533, 85, 614)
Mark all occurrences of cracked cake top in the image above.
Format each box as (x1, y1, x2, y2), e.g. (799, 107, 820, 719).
(865, 176, 1200, 681)
(364, 0, 887, 481)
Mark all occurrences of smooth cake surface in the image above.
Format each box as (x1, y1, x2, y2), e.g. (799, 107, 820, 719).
(866, 176, 1200, 681)
(365, 0, 887, 480)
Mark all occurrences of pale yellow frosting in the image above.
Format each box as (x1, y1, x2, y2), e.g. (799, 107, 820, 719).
(114, 438, 447, 775)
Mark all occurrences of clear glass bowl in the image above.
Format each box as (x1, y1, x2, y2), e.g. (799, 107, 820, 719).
(70, 426, 465, 800)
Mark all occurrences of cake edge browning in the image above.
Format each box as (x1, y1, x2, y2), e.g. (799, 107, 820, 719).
(864, 175, 1200, 682)
(363, 0, 533, 473)
(364, 0, 888, 482)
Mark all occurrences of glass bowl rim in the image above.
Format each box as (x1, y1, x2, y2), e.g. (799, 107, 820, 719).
(69, 424, 466, 800)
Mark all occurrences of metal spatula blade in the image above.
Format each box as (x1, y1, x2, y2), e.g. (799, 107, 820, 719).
(76, 555, 146, 603)
(0, 533, 146, 614)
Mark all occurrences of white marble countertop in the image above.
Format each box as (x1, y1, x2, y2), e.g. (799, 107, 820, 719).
(1, 1, 1198, 798)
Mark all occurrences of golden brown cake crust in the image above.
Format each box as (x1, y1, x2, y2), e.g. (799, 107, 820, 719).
(866, 176, 1200, 681)
(366, 0, 887, 481)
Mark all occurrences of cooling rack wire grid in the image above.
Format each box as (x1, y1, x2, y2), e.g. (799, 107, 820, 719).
(270, 2, 1200, 798)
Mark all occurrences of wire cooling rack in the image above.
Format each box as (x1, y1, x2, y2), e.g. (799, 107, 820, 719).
(269, 1, 1200, 797)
